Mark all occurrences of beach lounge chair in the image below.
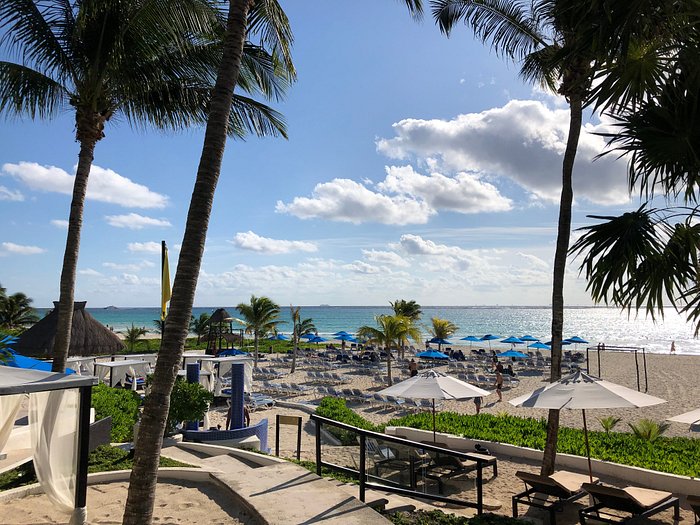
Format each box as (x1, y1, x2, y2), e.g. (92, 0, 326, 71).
(687, 494, 700, 525)
(579, 483, 680, 524)
(513, 470, 596, 524)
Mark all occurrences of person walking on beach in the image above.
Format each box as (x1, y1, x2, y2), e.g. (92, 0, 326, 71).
(474, 396, 482, 414)
(495, 364, 504, 402)
(409, 359, 418, 377)
(671, 340, 676, 354)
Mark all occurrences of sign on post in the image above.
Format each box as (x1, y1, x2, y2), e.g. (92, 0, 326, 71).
(276, 414, 303, 460)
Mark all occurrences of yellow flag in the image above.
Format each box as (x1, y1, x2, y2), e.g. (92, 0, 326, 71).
(161, 241, 171, 320)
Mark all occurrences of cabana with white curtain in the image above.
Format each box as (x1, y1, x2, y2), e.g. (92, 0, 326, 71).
(0, 367, 97, 525)
(198, 356, 253, 396)
(93, 359, 151, 388)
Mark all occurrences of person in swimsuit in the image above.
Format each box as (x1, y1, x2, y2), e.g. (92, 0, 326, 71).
(495, 363, 504, 402)
(409, 359, 418, 377)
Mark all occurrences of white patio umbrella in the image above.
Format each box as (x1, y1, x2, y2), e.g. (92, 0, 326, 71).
(667, 407, 700, 426)
(377, 369, 490, 441)
(509, 370, 666, 481)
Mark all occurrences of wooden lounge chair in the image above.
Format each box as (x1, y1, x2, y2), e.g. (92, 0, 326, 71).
(579, 483, 680, 524)
(687, 494, 700, 525)
(513, 470, 596, 525)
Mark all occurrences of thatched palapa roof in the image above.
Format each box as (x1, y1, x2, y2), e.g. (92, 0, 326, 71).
(15, 302, 124, 357)
(208, 308, 234, 324)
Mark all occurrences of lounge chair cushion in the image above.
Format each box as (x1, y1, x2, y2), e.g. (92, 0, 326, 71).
(549, 471, 597, 494)
(623, 486, 673, 509)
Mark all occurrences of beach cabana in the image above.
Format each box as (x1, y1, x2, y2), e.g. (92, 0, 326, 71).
(93, 359, 150, 388)
(14, 302, 123, 358)
(0, 366, 98, 525)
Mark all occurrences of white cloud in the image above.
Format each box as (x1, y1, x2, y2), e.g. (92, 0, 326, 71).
(78, 268, 102, 276)
(362, 249, 410, 267)
(376, 99, 629, 205)
(1, 242, 46, 255)
(50, 219, 69, 229)
(231, 231, 318, 254)
(127, 241, 161, 254)
(276, 178, 434, 225)
(343, 261, 381, 274)
(0, 186, 23, 201)
(2, 162, 168, 208)
(377, 165, 512, 213)
(103, 260, 155, 272)
(105, 213, 172, 230)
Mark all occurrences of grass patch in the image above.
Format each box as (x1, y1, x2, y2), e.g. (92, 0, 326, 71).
(289, 459, 359, 485)
(0, 446, 194, 492)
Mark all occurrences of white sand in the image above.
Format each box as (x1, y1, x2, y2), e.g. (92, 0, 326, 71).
(0, 480, 254, 524)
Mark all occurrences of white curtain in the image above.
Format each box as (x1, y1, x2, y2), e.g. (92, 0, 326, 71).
(243, 362, 253, 393)
(29, 389, 80, 516)
(0, 394, 23, 453)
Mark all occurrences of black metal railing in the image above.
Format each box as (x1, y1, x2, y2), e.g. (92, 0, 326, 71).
(310, 414, 487, 514)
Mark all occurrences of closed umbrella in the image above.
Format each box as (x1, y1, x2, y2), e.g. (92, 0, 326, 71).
(510, 370, 666, 481)
(378, 369, 490, 441)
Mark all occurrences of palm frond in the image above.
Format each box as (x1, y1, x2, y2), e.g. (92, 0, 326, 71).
(431, 0, 546, 60)
(248, 0, 296, 82)
(229, 94, 287, 139)
(0, 0, 75, 82)
(238, 43, 292, 102)
(0, 61, 67, 119)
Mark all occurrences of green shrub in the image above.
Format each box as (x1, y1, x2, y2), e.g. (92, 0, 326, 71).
(386, 411, 700, 477)
(598, 416, 622, 433)
(91, 383, 142, 442)
(161, 378, 214, 435)
(628, 419, 670, 442)
(316, 397, 380, 445)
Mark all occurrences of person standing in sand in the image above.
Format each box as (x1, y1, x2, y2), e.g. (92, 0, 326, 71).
(409, 359, 418, 377)
(495, 364, 504, 402)
(671, 340, 676, 354)
(473, 396, 482, 414)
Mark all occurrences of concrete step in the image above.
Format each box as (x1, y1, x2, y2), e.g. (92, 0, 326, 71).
(200, 453, 254, 475)
(160, 445, 209, 467)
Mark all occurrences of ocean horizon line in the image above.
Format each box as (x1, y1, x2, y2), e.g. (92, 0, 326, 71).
(36, 304, 613, 310)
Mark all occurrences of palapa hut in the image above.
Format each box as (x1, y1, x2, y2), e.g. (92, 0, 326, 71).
(205, 308, 243, 355)
(14, 301, 124, 357)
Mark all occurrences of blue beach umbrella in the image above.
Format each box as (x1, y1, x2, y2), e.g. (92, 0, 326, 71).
(545, 340, 572, 346)
(497, 350, 529, 359)
(300, 333, 317, 340)
(217, 348, 247, 356)
(460, 335, 481, 348)
(309, 336, 328, 344)
(267, 333, 289, 341)
(333, 331, 353, 337)
(335, 333, 358, 342)
(566, 336, 589, 344)
(480, 334, 501, 350)
(416, 350, 449, 360)
(528, 341, 551, 350)
(501, 336, 525, 346)
(520, 335, 539, 342)
(2, 350, 76, 374)
(428, 337, 452, 352)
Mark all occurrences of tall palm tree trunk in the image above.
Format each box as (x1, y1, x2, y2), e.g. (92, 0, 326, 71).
(51, 129, 100, 373)
(387, 346, 393, 385)
(254, 333, 259, 367)
(541, 93, 583, 476)
(122, 2, 253, 523)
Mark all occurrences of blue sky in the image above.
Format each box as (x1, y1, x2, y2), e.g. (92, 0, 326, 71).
(0, 1, 636, 308)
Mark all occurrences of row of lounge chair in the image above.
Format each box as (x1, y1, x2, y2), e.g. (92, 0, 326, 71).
(253, 367, 284, 379)
(305, 371, 349, 384)
(513, 469, 683, 524)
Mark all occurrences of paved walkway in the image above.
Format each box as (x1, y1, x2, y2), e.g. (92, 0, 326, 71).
(161, 445, 392, 525)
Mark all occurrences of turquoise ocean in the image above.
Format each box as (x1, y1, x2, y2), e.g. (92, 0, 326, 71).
(38, 306, 700, 355)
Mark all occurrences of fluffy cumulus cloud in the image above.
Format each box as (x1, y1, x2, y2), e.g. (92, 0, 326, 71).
(50, 219, 69, 229)
(78, 268, 102, 276)
(231, 231, 318, 254)
(343, 261, 381, 274)
(376, 99, 629, 205)
(127, 241, 161, 253)
(1, 162, 168, 208)
(0, 186, 24, 201)
(103, 260, 155, 272)
(377, 165, 511, 213)
(276, 178, 434, 225)
(362, 249, 410, 267)
(1, 242, 46, 255)
(105, 213, 171, 230)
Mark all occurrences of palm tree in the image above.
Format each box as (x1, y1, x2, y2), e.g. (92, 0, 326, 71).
(189, 312, 211, 345)
(123, 324, 148, 352)
(0, 289, 39, 330)
(290, 306, 316, 373)
(0, 0, 287, 374)
(358, 315, 421, 385)
(237, 295, 282, 366)
(123, 2, 423, 522)
(432, 0, 605, 474)
(390, 299, 422, 320)
(427, 316, 457, 352)
(152, 319, 165, 335)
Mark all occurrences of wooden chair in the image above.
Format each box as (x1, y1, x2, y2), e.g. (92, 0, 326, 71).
(513, 470, 595, 525)
(579, 483, 680, 524)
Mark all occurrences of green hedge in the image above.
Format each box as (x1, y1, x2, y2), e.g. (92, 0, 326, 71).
(316, 397, 381, 445)
(387, 412, 700, 477)
(91, 383, 142, 442)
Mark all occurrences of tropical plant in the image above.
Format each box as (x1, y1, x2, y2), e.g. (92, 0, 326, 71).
(290, 306, 315, 373)
(91, 384, 142, 442)
(0, 288, 39, 330)
(428, 317, 457, 340)
(0, 0, 287, 374)
(122, 324, 148, 352)
(189, 313, 211, 344)
(598, 416, 622, 433)
(628, 419, 670, 442)
(237, 295, 282, 366)
(390, 299, 422, 321)
(358, 314, 421, 385)
(152, 319, 165, 335)
(123, 1, 423, 522)
(162, 378, 214, 435)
